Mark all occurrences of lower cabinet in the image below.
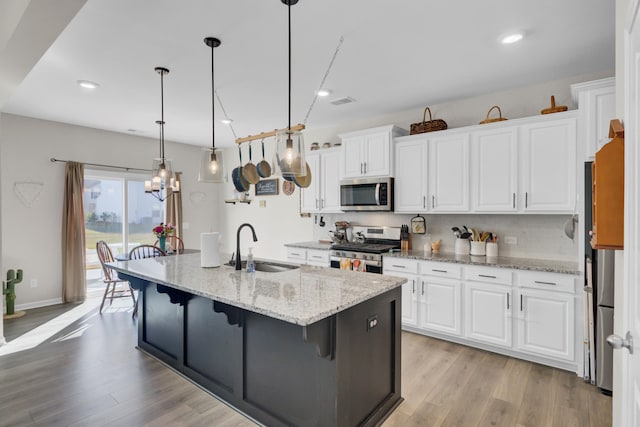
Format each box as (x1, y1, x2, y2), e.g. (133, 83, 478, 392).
(419, 277, 462, 336)
(383, 256, 580, 372)
(285, 247, 330, 267)
(516, 288, 575, 361)
(464, 282, 512, 348)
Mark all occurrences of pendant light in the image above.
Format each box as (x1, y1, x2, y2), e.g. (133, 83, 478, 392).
(198, 37, 226, 183)
(145, 67, 179, 201)
(275, 0, 306, 178)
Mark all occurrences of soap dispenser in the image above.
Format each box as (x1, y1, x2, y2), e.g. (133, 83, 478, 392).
(246, 247, 256, 273)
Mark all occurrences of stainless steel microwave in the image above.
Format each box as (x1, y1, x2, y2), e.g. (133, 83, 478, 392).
(340, 177, 393, 211)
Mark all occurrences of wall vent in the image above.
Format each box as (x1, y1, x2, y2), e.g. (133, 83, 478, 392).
(330, 96, 356, 106)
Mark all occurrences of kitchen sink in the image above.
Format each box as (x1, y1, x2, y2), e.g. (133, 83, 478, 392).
(226, 260, 300, 273)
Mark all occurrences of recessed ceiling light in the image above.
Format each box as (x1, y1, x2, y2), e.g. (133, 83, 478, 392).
(77, 80, 100, 89)
(220, 118, 233, 124)
(500, 32, 524, 45)
(317, 89, 331, 97)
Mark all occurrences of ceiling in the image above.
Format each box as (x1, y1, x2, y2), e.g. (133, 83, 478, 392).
(1, 0, 615, 148)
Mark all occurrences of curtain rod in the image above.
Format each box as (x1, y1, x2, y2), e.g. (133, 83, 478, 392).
(50, 157, 151, 173)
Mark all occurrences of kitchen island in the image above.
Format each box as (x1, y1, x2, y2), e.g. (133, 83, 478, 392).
(108, 253, 405, 427)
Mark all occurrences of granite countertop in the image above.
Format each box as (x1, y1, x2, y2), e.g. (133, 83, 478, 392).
(108, 253, 405, 326)
(384, 250, 580, 275)
(285, 241, 333, 250)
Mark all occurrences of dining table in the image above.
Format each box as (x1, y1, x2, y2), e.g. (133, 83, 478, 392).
(114, 248, 200, 261)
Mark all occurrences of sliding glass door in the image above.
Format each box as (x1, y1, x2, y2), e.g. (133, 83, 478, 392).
(84, 171, 163, 287)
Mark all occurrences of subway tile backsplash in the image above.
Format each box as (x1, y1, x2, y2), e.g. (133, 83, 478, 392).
(313, 213, 578, 262)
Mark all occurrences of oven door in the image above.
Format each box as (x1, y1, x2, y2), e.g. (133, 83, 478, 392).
(340, 177, 393, 211)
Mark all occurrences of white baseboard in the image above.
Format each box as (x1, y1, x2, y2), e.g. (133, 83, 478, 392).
(11, 297, 63, 313)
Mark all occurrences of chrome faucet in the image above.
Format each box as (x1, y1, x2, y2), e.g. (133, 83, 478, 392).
(235, 223, 258, 270)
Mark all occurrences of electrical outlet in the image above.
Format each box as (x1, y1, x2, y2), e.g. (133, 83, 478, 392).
(366, 315, 378, 331)
(504, 236, 517, 245)
(259, 200, 266, 208)
(30, 278, 38, 288)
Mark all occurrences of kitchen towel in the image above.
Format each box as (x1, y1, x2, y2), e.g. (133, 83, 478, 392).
(200, 232, 221, 267)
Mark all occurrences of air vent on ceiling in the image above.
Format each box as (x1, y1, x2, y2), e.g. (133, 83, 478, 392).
(330, 96, 356, 106)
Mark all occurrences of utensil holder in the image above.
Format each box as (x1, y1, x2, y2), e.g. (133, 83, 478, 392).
(470, 241, 486, 256)
(486, 242, 498, 257)
(454, 239, 470, 255)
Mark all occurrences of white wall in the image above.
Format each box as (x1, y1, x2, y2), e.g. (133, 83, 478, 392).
(0, 113, 222, 308)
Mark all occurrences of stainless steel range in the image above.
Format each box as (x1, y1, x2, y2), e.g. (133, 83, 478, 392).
(330, 226, 401, 273)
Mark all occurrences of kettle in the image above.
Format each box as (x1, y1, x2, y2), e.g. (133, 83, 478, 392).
(329, 230, 347, 243)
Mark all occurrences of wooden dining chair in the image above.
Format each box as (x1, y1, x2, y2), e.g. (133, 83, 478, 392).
(129, 245, 167, 260)
(154, 235, 185, 254)
(96, 240, 136, 314)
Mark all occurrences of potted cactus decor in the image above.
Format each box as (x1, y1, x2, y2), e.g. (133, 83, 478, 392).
(3, 269, 25, 319)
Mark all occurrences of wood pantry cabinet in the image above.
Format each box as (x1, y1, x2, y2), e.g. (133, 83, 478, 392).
(384, 257, 580, 372)
(301, 148, 342, 213)
(340, 125, 408, 178)
(393, 112, 577, 214)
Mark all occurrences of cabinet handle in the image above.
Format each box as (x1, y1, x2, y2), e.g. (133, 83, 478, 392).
(432, 269, 448, 273)
(507, 292, 510, 309)
(432, 196, 435, 208)
(520, 294, 523, 311)
(534, 280, 557, 286)
(364, 162, 367, 174)
(525, 192, 528, 208)
(423, 196, 426, 209)
(360, 163, 363, 174)
(316, 199, 319, 209)
(311, 255, 322, 259)
(291, 252, 301, 256)
(478, 274, 497, 279)
(321, 199, 325, 209)
(391, 264, 406, 268)
(412, 280, 415, 294)
(421, 281, 425, 295)
(513, 193, 516, 209)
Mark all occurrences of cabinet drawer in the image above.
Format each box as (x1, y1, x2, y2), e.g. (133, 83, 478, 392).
(384, 257, 419, 274)
(517, 271, 576, 293)
(420, 261, 462, 279)
(306, 249, 329, 264)
(286, 247, 306, 261)
(466, 266, 513, 285)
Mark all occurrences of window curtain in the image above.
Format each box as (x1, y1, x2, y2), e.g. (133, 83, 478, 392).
(62, 161, 86, 303)
(165, 172, 183, 239)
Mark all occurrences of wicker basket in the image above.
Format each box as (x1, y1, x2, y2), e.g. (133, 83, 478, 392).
(410, 107, 448, 135)
(479, 105, 508, 124)
(540, 96, 568, 115)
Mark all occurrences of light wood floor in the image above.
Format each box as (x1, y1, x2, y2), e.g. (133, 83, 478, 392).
(0, 301, 611, 426)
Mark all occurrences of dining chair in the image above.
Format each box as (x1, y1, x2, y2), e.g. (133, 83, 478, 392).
(154, 235, 185, 254)
(96, 240, 136, 314)
(129, 244, 167, 260)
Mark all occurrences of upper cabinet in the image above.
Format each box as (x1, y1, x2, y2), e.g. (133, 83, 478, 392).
(471, 128, 518, 212)
(429, 133, 469, 212)
(571, 77, 616, 160)
(520, 118, 577, 212)
(394, 111, 578, 214)
(394, 139, 428, 213)
(301, 148, 343, 213)
(340, 125, 408, 178)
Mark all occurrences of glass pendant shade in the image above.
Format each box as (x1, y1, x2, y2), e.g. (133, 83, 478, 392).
(275, 129, 306, 177)
(151, 158, 174, 183)
(198, 148, 227, 183)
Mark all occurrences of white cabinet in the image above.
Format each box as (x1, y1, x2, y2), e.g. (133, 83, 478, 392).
(301, 148, 342, 213)
(384, 259, 419, 328)
(571, 77, 616, 159)
(516, 288, 575, 362)
(394, 139, 428, 212)
(520, 118, 577, 212)
(285, 247, 330, 267)
(471, 128, 518, 212)
(419, 276, 462, 336)
(464, 282, 512, 348)
(340, 125, 408, 178)
(428, 133, 469, 212)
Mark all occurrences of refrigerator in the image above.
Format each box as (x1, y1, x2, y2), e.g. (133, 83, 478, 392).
(585, 161, 615, 394)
